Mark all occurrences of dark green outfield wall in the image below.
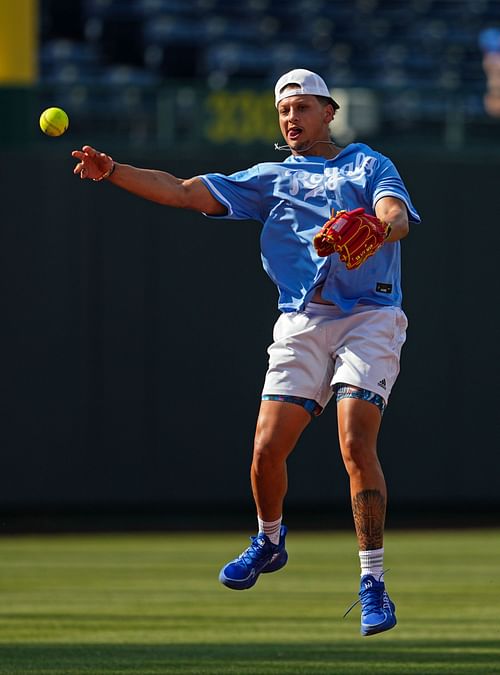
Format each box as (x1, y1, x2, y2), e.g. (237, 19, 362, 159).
(1, 145, 498, 514)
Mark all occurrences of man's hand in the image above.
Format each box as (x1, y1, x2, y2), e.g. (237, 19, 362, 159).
(72, 145, 115, 181)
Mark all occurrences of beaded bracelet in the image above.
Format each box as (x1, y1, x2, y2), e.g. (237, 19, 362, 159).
(93, 160, 115, 182)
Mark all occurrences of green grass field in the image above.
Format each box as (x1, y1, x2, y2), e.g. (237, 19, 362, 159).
(0, 529, 498, 674)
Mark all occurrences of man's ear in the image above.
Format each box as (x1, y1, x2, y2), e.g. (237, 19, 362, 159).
(324, 104, 335, 124)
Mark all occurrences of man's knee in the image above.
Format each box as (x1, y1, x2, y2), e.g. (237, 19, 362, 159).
(252, 434, 286, 472)
(341, 432, 378, 476)
(253, 399, 311, 470)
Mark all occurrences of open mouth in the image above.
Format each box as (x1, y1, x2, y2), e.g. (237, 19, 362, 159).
(288, 126, 303, 141)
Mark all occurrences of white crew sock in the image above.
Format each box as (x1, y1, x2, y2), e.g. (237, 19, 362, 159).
(359, 547, 384, 579)
(257, 516, 282, 545)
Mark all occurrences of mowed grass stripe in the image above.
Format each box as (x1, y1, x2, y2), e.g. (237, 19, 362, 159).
(0, 530, 498, 674)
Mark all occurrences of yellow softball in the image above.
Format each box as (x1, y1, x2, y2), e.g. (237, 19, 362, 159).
(39, 107, 69, 137)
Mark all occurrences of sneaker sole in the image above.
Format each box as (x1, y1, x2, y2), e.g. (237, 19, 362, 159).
(219, 551, 288, 590)
(361, 614, 397, 636)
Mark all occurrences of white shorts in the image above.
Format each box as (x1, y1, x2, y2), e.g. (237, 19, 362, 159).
(262, 302, 408, 408)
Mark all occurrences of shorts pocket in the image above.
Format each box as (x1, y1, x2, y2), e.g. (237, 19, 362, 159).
(272, 313, 287, 342)
(391, 308, 408, 353)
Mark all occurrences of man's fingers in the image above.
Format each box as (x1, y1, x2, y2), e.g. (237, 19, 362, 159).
(72, 151, 90, 160)
(72, 146, 107, 180)
(72, 146, 97, 164)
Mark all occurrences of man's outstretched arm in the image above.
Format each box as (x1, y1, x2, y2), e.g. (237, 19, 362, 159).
(71, 145, 226, 216)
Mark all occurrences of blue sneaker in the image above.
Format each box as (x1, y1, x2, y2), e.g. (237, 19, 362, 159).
(219, 525, 288, 590)
(358, 574, 397, 636)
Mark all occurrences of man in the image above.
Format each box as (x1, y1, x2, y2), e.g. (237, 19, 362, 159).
(72, 68, 420, 636)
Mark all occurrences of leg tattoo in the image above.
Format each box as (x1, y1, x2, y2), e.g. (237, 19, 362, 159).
(352, 489, 386, 550)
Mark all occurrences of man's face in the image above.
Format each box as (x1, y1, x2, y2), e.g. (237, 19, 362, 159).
(277, 94, 334, 153)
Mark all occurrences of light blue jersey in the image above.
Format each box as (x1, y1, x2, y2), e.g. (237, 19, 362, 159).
(200, 142, 420, 312)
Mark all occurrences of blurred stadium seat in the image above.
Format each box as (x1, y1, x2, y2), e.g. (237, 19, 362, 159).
(41, 0, 498, 87)
(38, 0, 500, 144)
(40, 38, 101, 83)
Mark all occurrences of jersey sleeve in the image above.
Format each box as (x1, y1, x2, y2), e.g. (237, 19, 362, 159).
(199, 164, 263, 221)
(370, 155, 421, 223)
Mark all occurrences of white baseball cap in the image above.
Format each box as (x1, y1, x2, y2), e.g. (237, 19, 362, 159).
(274, 68, 340, 110)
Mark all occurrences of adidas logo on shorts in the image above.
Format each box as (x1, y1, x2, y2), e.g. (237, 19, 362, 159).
(377, 378, 387, 390)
